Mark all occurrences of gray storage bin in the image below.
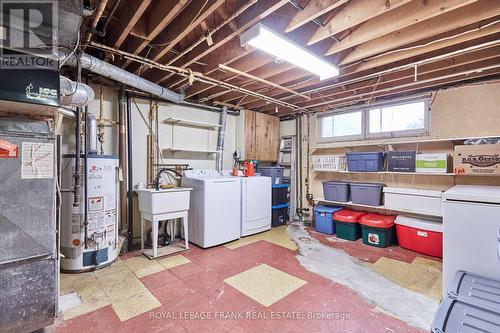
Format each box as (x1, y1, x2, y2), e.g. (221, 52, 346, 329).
(256, 166, 284, 185)
(448, 271, 500, 310)
(432, 297, 500, 333)
(322, 181, 350, 202)
(350, 182, 385, 206)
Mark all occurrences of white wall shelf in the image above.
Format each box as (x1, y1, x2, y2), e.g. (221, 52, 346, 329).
(314, 198, 443, 218)
(310, 135, 500, 150)
(164, 117, 221, 130)
(163, 148, 217, 154)
(313, 170, 455, 176)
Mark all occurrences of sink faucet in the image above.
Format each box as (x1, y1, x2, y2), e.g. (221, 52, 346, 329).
(153, 168, 183, 190)
(153, 168, 170, 191)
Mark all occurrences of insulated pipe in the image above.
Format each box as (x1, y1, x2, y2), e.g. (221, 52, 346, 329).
(216, 106, 228, 172)
(59, 51, 185, 104)
(60, 76, 95, 107)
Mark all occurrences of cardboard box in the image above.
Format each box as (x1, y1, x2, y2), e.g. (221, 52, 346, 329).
(416, 153, 449, 173)
(454, 144, 500, 176)
(387, 151, 416, 172)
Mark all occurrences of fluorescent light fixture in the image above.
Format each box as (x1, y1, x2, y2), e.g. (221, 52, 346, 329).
(240, 23, 339, 80)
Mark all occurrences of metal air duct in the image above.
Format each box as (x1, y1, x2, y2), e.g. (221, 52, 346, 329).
(60, 76, 95, 107)
(59, 51, 185, 103)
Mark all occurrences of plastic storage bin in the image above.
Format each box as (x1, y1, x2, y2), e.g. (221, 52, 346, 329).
(322, 181, 350, 202)
(346, 152, 385, 172)
(384, 187, 443, 216)
(350, 182, 385, 206)
(359, 213, 396, 248)
(395, 216, 443, 258)
(256, 166, 284, 185)
(271, 203, 288, 227)
(432, 298, 500, 333)
(314, 205, 343, 235)
(272, 184, 289, 206)
(333, 209, 367, 240)
(432, 271, 500, 333)
(448, 271, 500, 307)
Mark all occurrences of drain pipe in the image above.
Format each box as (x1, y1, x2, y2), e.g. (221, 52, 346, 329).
(59, 51, 185, 103)
(216, 106, 228, 172)
(118, 87, 128, 237)
(126, 94, 134, 251)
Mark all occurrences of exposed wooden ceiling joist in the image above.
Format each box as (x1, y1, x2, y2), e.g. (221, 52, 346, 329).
(340, 1, 500, 65)
(149, 0, 290, 85)
(136, 0, 225, 75)
(107, 0, 152, 49)
(307, 0, 412, 45)
(285, 0, 348, 33)
(325, 0, 478, 56)
(121, 0, 190, 68)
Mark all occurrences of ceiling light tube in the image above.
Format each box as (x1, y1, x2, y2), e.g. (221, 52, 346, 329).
(240, 23, 339, 80)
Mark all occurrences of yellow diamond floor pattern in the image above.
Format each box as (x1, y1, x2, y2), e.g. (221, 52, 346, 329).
(60, 252, 190, 321)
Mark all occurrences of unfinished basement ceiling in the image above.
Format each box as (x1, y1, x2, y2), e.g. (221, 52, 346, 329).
(84, 0, 500, 117)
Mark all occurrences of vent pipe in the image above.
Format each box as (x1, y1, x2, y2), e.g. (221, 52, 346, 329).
(216, 106, 228, 172)
(60, 76, 95, 107)
(86, 113, 98, 153)
(59, 51, 185, 103)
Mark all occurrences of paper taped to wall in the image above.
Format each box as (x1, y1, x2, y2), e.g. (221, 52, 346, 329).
(21, 142, 54, 179)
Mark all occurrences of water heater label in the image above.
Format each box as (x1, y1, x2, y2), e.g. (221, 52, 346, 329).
(21, 142, 54, 179)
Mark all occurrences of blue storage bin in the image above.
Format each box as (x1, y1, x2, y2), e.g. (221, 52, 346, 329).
(346, 152, 385, 172)
(314, 205, 343, 235)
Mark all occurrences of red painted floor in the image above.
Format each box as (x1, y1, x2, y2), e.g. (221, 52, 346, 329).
(54, 236, 427, 333)
(307, 226, 442, 265)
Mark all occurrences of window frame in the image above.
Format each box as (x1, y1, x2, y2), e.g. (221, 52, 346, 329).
(317, 96, 430, 143)
(317, 108, 366, 143)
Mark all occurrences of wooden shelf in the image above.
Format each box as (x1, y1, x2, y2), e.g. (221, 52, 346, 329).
(310, 135, 500, 150)
(164, 117, 221, 130)
(163, 148, 217, 154)
(314, 198, 442, 218)
(313, 170, 455, 176)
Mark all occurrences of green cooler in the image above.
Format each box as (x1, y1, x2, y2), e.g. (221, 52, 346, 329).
(359, 213, 396, 248)
(333, 210, 367, 241)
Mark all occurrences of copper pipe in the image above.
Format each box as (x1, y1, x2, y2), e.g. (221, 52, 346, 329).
(84, 0, 109, 45)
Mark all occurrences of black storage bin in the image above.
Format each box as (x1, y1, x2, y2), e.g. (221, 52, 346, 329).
(272, 204, 289, 227)
(272, 184, 289, 206)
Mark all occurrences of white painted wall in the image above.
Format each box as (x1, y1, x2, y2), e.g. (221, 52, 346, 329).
(280, 119, 296, 137)
(60, 84, 242, 186)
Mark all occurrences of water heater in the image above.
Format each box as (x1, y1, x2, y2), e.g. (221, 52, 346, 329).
(60, 154, 120, 272)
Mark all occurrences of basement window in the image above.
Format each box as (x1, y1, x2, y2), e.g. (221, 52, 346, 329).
(318, 98, 430, 142)
(320, 111, 364, 141)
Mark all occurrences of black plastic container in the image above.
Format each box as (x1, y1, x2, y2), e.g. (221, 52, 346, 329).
(272, 204, 289, 227)
(272, 184, 289, 206)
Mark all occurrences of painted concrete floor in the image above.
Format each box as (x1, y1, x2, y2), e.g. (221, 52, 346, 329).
(54, 225, 432, 333)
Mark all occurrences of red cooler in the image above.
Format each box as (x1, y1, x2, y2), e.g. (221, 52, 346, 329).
(395, 216, 443, 258)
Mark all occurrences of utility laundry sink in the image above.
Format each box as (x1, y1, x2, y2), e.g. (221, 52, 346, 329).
(135, 187, 192, 215)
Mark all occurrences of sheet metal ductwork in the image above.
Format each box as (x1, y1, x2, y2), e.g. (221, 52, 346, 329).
(59, 51, 185, 104)
(60, 76, 94, 107)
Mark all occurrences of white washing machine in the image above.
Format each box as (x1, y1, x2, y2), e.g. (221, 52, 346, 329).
(222, 171, 272, 236)
(182, 170, 241, 248)
(443, 185, 500, 293)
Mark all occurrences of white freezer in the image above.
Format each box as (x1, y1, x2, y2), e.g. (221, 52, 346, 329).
(442, 185, 500, 293)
